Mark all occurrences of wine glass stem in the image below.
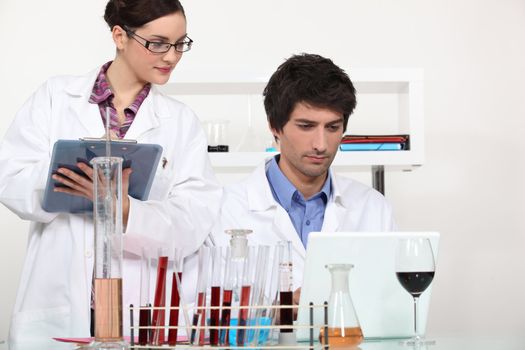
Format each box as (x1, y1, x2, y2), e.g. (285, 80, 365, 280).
(413, 296, 420, 340)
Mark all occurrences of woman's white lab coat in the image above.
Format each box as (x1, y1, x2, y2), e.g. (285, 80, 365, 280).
(0, 69, 221, 347)
(211, 159, 395, 288)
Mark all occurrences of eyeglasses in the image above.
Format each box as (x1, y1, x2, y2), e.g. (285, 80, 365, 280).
(124, 27, 193, 53)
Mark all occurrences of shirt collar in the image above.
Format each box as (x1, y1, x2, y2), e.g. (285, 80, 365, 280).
(319, 170, 332, 202)
(266, 155, 332, 208)
(89, 61, 114, 104)
(88, 61, 152, 110)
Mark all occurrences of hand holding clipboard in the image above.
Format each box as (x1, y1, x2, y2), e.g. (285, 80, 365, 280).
(43, 139, 163, 213)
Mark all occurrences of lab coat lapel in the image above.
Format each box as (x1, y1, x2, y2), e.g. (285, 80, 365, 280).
(246, 161, 306, 259)
(321, 173, 348, 232)
(65, 70, 106, 137)
(124, 88, 160, 140)
(322, 200, 346, 232)
(272, 206, 306, 259)
(69, 98, 105, 137)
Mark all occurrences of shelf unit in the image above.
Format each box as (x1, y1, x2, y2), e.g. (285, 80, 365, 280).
(159, 68, 424, 193)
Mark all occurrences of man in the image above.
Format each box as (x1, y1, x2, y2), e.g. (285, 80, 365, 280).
(211, 53, 394, 293)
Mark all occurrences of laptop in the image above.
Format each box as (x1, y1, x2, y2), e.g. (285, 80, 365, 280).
(297, 232, 440, 340)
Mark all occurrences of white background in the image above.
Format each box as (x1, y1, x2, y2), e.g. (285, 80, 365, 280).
(1, 0, 524, 340)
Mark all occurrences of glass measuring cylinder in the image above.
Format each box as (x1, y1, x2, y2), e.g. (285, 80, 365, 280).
(319, 264, 363, 348)
(90, 156, 127, 349)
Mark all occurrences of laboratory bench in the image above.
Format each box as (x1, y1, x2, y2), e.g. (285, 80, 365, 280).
(2, 336, 525, 350)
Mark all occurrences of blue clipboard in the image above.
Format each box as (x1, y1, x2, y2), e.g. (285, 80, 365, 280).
(42, 139, 163, 213)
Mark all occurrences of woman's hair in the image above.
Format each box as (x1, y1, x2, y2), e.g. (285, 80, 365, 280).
(263, 53, 357, 133)
(104, 0, 185, 29)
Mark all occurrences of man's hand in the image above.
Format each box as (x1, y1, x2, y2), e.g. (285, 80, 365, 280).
(293, 287, 301, 320)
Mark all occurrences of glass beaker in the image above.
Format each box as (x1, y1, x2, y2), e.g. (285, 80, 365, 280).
(204, 120, 230, 152)
(90, 156, 127, 349)
(319, 264, 363, 348)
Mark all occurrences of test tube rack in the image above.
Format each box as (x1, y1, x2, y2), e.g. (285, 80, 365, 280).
(127, 302, 330, 350)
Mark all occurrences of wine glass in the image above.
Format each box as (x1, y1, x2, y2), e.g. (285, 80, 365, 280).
(395, 238, 436, 346)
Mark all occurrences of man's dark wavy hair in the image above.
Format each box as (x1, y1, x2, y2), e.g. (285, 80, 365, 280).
(263, 53, 357, 132)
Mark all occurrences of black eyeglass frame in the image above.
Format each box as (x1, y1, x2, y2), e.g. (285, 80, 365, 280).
(123, 26, 193, 53)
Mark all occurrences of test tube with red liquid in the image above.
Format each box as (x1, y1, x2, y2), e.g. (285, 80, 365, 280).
(209, 247, 223, 346)
(151, 248, 169, 345)
(278, 241, 295, 345)
(138, 247, 152, 345)
(219, 247, 232, 345)
(167, 248, 184, 346)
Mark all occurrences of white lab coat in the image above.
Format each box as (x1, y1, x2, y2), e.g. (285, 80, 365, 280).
(0, 68, 221, 348)
(211, 159, 395, 288)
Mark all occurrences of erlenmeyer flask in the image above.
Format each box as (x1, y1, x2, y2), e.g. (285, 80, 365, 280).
(319, 264, 363, 348)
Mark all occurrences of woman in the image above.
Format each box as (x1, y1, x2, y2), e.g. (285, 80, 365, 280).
(0, 0, 221, 346)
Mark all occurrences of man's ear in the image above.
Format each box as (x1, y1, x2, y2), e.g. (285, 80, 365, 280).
(112, 25, 128, 50)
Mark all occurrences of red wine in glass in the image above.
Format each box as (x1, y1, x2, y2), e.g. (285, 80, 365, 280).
(395, 238, 436, 346)
(396, 271, 435, 297)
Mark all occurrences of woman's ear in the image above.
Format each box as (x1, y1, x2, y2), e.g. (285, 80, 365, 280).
(112, 25, 127, 50)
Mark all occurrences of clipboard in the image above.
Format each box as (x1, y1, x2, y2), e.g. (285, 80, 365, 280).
(42, 139, 163, 213)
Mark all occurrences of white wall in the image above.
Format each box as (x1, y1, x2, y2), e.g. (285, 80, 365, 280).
(1, 0, 524, 340)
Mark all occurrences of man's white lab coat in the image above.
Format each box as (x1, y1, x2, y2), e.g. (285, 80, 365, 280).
(211, 159, 395, 288)
(0, 69, 221, 347)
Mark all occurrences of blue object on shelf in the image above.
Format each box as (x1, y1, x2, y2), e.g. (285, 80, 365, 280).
(340, 143, 403, 151)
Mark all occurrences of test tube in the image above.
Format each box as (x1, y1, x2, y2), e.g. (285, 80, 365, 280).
(266, 244, 283, 344)
(138, 247, 152, 345)
(222, 230, 252, 346)
(209, 246, 223, 346)
(91, 156, 125, 348)
(192, 246, 210, 345)
(219, 247, 232, 345)
(249, 245, 270, 346)
(237, 246, 256, 346)
(167, 248, 184, 346)
(278, 241, 295, 345)
(151, 247, 169, 345)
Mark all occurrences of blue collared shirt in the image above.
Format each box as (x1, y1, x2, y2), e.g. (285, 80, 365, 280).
(266, 156, 331, 247)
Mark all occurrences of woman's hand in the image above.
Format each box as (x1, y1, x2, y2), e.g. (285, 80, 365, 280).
(52, 162, 95, 200)
(53, 162, 132, 225)
(122, 167, 132, 227)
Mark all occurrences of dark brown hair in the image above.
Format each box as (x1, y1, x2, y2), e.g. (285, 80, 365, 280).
(263, 53, 357, 133)
(104, 0, 185, 29)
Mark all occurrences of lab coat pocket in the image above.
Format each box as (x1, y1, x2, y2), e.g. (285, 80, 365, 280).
(148, 165, 174, 201)
(10, 305, 71, 341)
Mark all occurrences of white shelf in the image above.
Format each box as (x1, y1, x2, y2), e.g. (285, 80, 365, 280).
(160, 68, 424, 172)
(208, 151, 421, 172)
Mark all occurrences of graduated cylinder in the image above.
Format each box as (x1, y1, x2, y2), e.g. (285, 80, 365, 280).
(92, 156, 125, 345)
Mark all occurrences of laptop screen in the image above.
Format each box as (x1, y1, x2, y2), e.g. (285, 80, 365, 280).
(296, 232, 440, 340)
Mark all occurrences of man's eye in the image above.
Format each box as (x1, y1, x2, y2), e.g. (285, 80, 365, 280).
(298, 124, 313, 129)
(328, 124, 342, 131)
